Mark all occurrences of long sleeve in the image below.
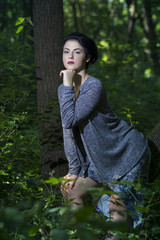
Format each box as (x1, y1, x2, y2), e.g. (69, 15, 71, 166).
(60, 80, 103, 129)
(58, 84, 81, 175)
(63, 128, 81, 175)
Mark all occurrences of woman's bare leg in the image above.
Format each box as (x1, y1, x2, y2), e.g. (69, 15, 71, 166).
(109, 194, 128, 222)
(62, 179, 129, 239)
(62, 176, 100, 209)
(105, 194, 129, 240)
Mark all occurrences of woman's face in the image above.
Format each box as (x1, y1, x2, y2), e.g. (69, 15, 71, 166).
(62, 40, 89, 72)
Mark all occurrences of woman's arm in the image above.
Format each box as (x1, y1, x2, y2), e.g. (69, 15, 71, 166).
(58, 86, 82, 176)
(63, 127, 81, 175)
(60, 80, 103, 128)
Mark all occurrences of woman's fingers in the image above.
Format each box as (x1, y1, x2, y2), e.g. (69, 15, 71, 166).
(61, 174, 78, 193)
(59, 70, 65, 78)
(61, 181, 72, 195)
(59, 70, 76, 86)
(61, 179, 75, 189)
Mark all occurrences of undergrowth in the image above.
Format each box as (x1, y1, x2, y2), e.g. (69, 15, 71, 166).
(0, 17, 160, 240)
(0, 172, 160, 240)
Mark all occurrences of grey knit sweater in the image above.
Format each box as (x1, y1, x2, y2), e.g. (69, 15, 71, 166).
(58, 76, 148, 183)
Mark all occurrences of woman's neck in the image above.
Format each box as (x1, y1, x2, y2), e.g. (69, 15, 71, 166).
(73, 70, 89, 87)
(73, 70, 89, 101)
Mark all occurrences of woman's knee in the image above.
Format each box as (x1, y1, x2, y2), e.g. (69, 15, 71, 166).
(109, 194, 127, 221)
(64, 178, 85, 200)
(62, 176, 99, 206)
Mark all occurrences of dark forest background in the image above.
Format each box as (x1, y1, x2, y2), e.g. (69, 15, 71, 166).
(0, 0, 160, 239)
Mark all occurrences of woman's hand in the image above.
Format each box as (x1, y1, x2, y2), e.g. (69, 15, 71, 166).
(59, 70, 76, 86)
(61, 174, 78, 194)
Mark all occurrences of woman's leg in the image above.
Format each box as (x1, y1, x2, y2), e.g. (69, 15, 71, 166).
(63, 178, 127, 239)
(105, 194, 129, 240)
(109, 194, 128, 222)
(63, 176, 100, 209)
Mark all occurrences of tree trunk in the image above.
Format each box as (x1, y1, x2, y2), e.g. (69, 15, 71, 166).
(126, 0, 137, 39)
(142, 0, 159, 74)
(148, 123, 160, 182)
(33, 0, 68, 179)
(70, 0, 79, 32)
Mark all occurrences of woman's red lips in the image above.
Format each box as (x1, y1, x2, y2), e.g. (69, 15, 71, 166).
(67, 61, 74, 64)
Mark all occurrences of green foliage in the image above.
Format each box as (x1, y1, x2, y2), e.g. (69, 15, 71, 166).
(1, 178, 159, 240)
(0, 17, 42, 239)
(0, 31, 36, 112)
(15, 17, 33, 34)
(0, 0, 32, 32)
(0, 8, 40, 224)
(0, 1, 160, 240)
(63, 0, 160, 135)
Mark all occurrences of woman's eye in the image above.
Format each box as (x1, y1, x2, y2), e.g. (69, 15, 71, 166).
(63, 50, 69, 54)
(75, 51, 81, 54)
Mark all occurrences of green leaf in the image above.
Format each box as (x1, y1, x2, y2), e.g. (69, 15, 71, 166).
(47, 207, 68, 216)
(28, 225, 39, 237)
(16, 25, 24, 34)
(77, 227, 97, 240)
(52, 230, 68, 240)
(45, 177, 59, 185)
(19, 64, 33, 70)
(26, 17, 34, 27)
(134, 205, 150, 212)
(15, 17, 25, 26)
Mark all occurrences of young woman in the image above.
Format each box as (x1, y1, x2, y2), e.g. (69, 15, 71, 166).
(58, 32, 150, 240)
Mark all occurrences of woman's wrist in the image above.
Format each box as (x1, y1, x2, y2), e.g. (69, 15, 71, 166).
(65, 173, 78, 179)
(63, 79, 73, 86)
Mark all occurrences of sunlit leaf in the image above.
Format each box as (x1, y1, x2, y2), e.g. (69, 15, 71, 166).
(28, 225, 39, 237)
(45, 177, 59, 185)
(15, 17, 25, 26)
(16, 25, 24, 34)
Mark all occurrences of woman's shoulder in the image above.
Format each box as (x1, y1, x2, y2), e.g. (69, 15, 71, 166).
(85, 75, 104, 89)
(88, 75, 102, 83)
(86, 76, 105, 95)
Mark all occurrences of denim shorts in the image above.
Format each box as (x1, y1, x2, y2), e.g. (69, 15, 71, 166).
(95, 146, 151, 228)
(88, 163, 99, 182)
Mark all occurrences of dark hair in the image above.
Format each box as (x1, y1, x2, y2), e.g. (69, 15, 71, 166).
(62, 32, 98, 68)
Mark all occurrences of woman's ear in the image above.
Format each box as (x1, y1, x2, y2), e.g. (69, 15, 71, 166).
(86, 55, 91, 63)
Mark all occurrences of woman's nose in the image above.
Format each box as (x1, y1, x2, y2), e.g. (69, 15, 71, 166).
(69, 52, 74, 59)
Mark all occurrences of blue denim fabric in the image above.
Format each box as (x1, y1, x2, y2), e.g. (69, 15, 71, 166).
(88, 164, 99, 181)
(97, 146, 151, 228)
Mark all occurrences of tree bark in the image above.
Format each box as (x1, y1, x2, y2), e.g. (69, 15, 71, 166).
(68, 0, 79, 32)
(148, 123, 160, 182)
(142, 0, 159, 73)
(33, 0, 67, 179)
(126, 0, 137, 39)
